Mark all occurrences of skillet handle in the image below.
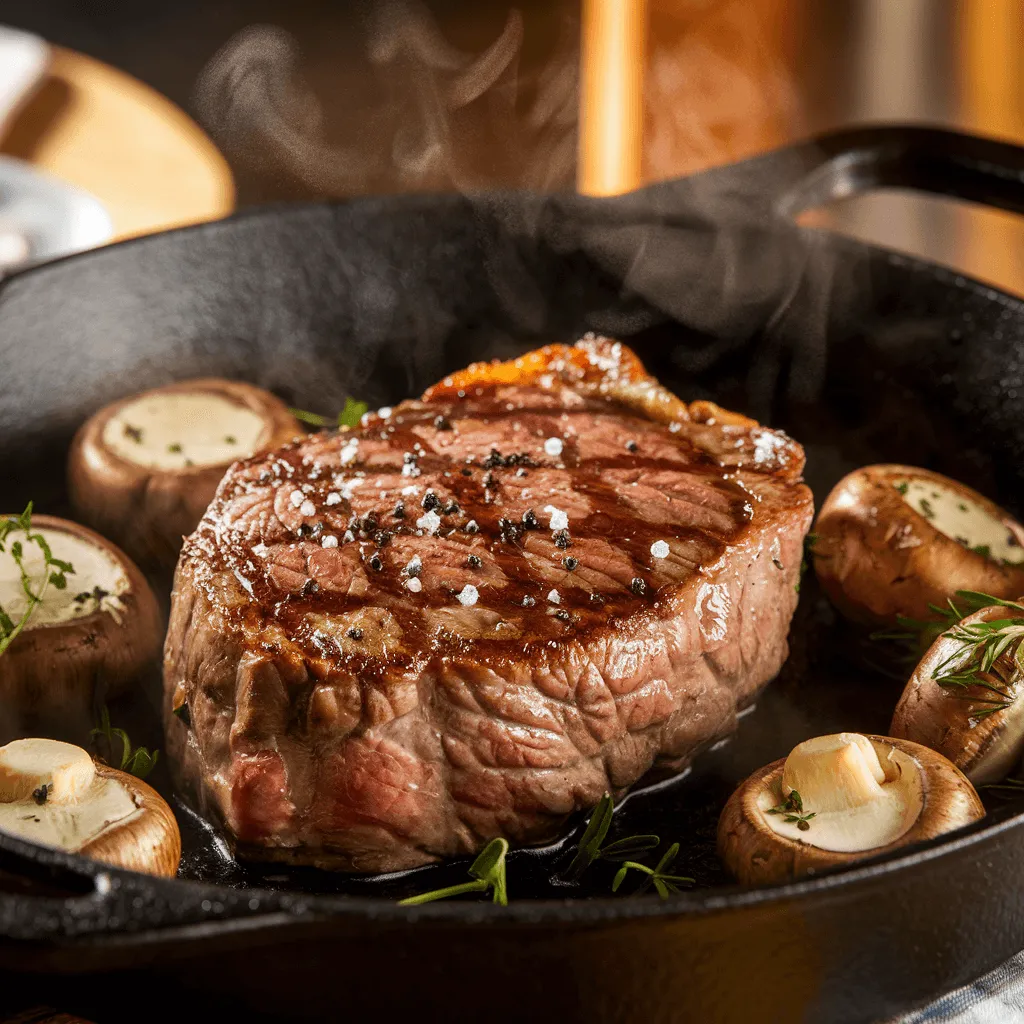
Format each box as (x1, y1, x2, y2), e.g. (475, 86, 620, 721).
(693, 124, 1024, 221)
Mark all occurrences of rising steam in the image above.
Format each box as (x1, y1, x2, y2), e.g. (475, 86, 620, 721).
(195, 3, 578, 195)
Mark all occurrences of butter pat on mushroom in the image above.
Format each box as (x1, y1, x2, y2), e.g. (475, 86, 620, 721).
(68, 378, 302, 568)
(718, 732, 984, 885)
(0, 738, 180, 877)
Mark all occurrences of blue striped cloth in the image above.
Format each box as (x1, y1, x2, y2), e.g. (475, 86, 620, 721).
(892, 954, 1024, 1022)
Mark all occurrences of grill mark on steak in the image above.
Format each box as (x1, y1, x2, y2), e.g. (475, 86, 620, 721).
(165, 337, 814, 872)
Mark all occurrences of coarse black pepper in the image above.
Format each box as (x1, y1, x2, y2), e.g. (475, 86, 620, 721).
(499, 518, 523, 544)
(434, 414, 452, 430)
(393, 501, 406, 519)
(422, 491, 441, 512)
(443, 501, 461, 516)
(375, 530, 393, 547)
(467, 555, 482, 568)
(631, 577, 648, 596)
(522, 509, 539, 530)
(554, 529, 571, 549)
(369, 554, 384, 572)
(589, 592, 605, 603)
(465, 520, 479, 534)
(302, 579, 320, 596)
(32, 785, 49, 806)
(461, 467, 472, 476)
(563, 556, 578, 571)
(522, 595, 536, 607)
(555, 609, 571, 622)
(347, 628, 363, 641)
(626, 440, 639, 452)
(483, 471, 497, 489)
(484, 448, 504, 469)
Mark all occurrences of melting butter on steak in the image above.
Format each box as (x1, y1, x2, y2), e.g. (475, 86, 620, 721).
(164, 337, 814, 872)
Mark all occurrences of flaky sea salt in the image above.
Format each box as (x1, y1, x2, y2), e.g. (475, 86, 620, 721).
(321, 535, 339, 549)
(325, 492, 341, 506)
(457, 584, 479, 607)
(650, 540, 670, 559)
(544, 505, 569, 531)
(340, 439, 359, 466)
(417, 510, 441, 534)
(289, 490, 304, 507)
(547, 589, 561, 604)
(544, 437, 564, 457)
(299, 500, 316, 517)
(406, 577, 423, 593)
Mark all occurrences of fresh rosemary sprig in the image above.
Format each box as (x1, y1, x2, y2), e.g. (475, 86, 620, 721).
(90, 706, 160, 779)
(562, 792, 660, 882)
(0, 503, 75, 658)
(290, 396, 369, 429)
(611, 842, 694, 899)
(766, 789, 816, 831)
(930, 604, 1024, 720)
(871, 590, 1020, 668)
(399, 837, 508, 906)
(981, 776, 1024, 796)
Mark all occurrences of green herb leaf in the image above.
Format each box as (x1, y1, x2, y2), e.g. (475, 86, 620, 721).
(90, 705, 160, 780)
(0, 504, 77, 659)
(338, 397, 369, 429)
(289, 407, 334, 427)
(562, 793, 665, 881)
(611, 842, 694, 900)
(399, 837, 509, 906)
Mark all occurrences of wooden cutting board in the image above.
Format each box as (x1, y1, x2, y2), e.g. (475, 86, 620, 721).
(0, 45, 234, 241)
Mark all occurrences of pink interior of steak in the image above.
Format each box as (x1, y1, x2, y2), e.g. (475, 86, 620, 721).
(165, 338, 814, 872)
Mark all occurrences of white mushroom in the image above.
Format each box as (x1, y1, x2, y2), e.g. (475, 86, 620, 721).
(718, 732, 984, 885)
(0, 738, 180, 876)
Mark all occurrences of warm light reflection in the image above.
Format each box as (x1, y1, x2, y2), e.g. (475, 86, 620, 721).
(578, 0, 647, 196)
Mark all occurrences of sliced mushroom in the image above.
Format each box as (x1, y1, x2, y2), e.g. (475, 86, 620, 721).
(717, 732, 984, 885)
(68, 378, 301, 568)
(891, 603, 1024, 784)
(0, 516, 162, 741)
(813, 464, 1024, 626)
(0, 738, 180, 876)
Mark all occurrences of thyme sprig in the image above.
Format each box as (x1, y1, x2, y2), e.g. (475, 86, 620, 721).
(562, 792, 660, 882)
(766, 789, 816, 831)
(399, 837, 508, 906)
(290, 396, 369, 429)
(611, 842, 694, 899)
(90, 706, 160, 779)
(0, 503, 75, 658)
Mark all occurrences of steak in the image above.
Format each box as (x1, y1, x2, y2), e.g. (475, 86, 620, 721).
(164, 337, 814, 873)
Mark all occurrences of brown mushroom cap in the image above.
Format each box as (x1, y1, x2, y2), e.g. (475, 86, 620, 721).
(812, 464, 1024, 627)
(0, 516, 162, 743)
(82, 763, 181, 877)
(68, 378, 302, 569)
(891, 603, 1024, 783)
(717, 734, 984, 886)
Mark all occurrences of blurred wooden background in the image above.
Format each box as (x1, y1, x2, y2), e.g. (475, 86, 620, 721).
(3, 0, 1024, 292)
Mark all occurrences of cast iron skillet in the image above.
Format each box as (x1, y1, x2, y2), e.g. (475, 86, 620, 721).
(2, 125, 1024, 1024)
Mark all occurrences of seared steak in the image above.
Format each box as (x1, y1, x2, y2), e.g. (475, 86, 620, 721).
(164, 337, 814, 872)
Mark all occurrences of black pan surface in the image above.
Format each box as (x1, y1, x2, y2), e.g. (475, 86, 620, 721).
(2, 126, 1024, 1024)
